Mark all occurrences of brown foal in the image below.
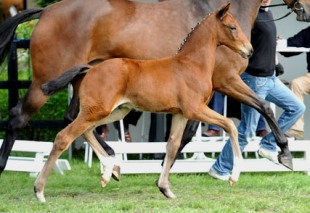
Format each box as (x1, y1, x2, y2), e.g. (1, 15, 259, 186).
(2, 0, 310, 178)
(36, 4, 252, 202)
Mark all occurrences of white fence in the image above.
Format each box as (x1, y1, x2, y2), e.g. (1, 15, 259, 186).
(0, 140, 71, 176)
(84, 138, 310, 175)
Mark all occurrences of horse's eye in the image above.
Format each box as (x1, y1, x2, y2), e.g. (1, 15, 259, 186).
(228, 25, 236, 31)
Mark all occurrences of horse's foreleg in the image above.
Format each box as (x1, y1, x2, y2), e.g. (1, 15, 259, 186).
(34, 116, 91, 203)
(188, 105, 242, 185)
(157, 114, 188, 199)
(0, 85, 50, 175)
(215, 76, 292, 170)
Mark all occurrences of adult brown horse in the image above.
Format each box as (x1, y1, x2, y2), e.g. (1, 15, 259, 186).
(36, 4, 252, 202)
(0, 0, 309, 176)
(0, 0, 24, 21)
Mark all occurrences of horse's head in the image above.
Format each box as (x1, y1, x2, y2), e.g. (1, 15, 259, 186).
(214, 3, 253, 59)
(283, 0, 310, 21)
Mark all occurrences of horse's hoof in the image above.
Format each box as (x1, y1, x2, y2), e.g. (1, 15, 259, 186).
(34, 186, 46, 203)
(158, 186, 177, 199)
(35, 192, 46, 203)
(155, 180, 176, 199)
(278, 153, 293, 170)
(112, 165, 121, 182)
(229, 178, 237, 186)
(34, 190, 46, 203)
(101, 177, 110, 188)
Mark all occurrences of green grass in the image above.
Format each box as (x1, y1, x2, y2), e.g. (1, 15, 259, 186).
(1, 160, 310, 212)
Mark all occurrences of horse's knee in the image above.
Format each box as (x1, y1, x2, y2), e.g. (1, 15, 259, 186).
(9, 103, 22, 117)
(53, 133, 72, 151)
(225, 119, 238, 136)
(8, 113, 29, 130)
(264, 104, 274, 117)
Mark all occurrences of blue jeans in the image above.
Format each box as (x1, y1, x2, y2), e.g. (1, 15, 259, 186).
(208, 92, 224, 131)
(208, 93, 266, 131)
(212, 72, 305, 175)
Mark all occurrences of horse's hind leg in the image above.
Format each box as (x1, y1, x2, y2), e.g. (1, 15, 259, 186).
(157, 114, 188, 199)
(54, 78, 119, 180)
(34, 116, 92, 203)
(0, 84, 50, 174)
(65, 80, 115, 153)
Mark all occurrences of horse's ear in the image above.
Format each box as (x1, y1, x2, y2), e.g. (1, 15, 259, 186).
(216, 3, 231, 20)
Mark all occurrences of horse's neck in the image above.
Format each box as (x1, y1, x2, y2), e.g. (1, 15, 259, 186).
(176, 18, 218, 70)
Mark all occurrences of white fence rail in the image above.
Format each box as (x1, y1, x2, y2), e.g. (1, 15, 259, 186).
(85, 139, 310, 175)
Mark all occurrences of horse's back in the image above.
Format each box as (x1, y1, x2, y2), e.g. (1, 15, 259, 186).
(88, 0, 203, 61)
(30, 0, 115, 80)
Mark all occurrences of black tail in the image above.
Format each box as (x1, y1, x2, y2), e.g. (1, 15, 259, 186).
(41, 65, 91, 96)
(0, 8, 43, 64)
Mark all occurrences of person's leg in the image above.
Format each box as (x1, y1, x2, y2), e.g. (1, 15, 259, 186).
(96, 125, 109, 141)
(211, 101, 261, 176)
(261, 76, 305, 150)
(149, 113, 166, 159)
(257, 116, 266, 131)
(210, 73, 264, 176)
(113, 110, 142, 142)
(286, 73, 310, 139)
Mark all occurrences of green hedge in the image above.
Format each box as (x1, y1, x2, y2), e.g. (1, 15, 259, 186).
(34, 0, 61, 7)
(0, 9, 68, 142)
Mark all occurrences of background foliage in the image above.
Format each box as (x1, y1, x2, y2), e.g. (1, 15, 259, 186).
(0, 2, 68, 142)
(34, 0, 61, 7)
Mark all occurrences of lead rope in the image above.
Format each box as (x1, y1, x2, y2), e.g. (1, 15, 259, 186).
(257, 3, 294, 23)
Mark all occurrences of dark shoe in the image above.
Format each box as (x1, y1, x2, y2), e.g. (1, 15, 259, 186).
(256, 129, 268, 137)
(202, 129, 220, 137)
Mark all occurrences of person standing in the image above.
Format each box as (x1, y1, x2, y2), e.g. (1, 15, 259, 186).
(208, 0, 305, 180)
(278, 26, 310, 140)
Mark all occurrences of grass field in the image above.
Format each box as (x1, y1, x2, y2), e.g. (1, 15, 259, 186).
(1, 159, 310, 213)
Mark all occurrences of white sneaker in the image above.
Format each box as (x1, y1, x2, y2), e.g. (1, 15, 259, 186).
(208, 167, 230, 181)
(258, 148, 279, 165)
